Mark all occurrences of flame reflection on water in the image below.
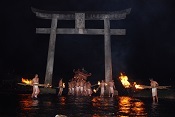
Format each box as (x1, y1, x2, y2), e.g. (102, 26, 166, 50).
(17, 94, 148, 117)
(2, 89, 175, 117)
(19, 94, 39, 111)
(91, 96, 147, 116)
(118, 96, 146, 116)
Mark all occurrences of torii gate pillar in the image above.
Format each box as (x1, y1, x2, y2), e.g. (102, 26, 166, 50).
(44, 15, 58, 85)
(104, 16, 112, 83)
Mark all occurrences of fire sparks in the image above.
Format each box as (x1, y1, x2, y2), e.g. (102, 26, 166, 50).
(22, 78, 32, 84)
(119, 73, 131, 88)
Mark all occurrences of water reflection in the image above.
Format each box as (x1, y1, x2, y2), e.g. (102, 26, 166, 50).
(65, 96, 92, 116)
(17, 94, 152, 117)
(19, 94, 39, 111)
(117, 96, 147, 116)
(151, 102, 159, 117)
(58, 96, 66, 105)
(92, 97, 116, 116)
(32, 99, 39, 107)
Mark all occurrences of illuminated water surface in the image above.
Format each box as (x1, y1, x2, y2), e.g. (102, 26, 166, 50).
(1, 94, 175, 117)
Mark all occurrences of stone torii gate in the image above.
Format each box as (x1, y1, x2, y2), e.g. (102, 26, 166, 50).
(32, 7, 131, 86)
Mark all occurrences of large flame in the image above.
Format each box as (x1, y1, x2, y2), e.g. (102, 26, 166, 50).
(22, 78, 32, 84)
(119, 73, 144, 90)
(119, 73, 131, 88)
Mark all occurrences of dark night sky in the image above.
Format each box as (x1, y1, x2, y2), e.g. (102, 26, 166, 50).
(1, 0, 175, 86)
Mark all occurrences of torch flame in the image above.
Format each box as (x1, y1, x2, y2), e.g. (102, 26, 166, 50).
(93, 89, 97, 93)
(22, 78, 32, 84)
(135, 85, 144, 89)
(133, 82, 144, 89)
(63, 83, 65, 88)
(98, 81, 100, 85)
(119, 73, 130, 88)
(118, 73, 145, 90)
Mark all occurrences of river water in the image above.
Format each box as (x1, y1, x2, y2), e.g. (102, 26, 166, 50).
(0, 93, 174, 117)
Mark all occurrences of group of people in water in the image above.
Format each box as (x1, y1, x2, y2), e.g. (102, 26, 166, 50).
(30, 74, 159, 103)
(30, 73, 116, 98)
(67, 79, 93, 96)
(58, 78, 116, 97)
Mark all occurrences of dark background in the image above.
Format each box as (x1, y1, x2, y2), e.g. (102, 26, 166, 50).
(0, 0, 175, 87)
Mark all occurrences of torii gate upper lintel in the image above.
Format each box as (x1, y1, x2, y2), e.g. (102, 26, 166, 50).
(32, 7, 131, 85)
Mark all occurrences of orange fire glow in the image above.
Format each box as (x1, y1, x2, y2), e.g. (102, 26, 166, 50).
(117, 96, 146, 116)
(135, 84, 144, 89)
(119, 73, 131, 88)
(22, 78, 32, 84)
(119, 73, 144, 90)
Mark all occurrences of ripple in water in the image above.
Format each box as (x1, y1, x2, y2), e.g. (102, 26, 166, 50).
(2, 94, 174, 117)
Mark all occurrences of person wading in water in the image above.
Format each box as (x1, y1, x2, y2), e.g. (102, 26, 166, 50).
(31, 74, 40, 99)
(150, 78, 159, 102)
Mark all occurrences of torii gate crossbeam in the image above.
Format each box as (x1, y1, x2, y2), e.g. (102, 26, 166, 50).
(32, 7, 131, 85)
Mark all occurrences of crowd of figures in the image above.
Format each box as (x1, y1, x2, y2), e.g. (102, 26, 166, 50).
(67, 79, 93, 96)
(58, 78, 116, 97)
(30, 72, 159, 103)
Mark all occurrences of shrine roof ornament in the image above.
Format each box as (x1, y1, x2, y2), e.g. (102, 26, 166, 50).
(73, 68, 92, 76)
